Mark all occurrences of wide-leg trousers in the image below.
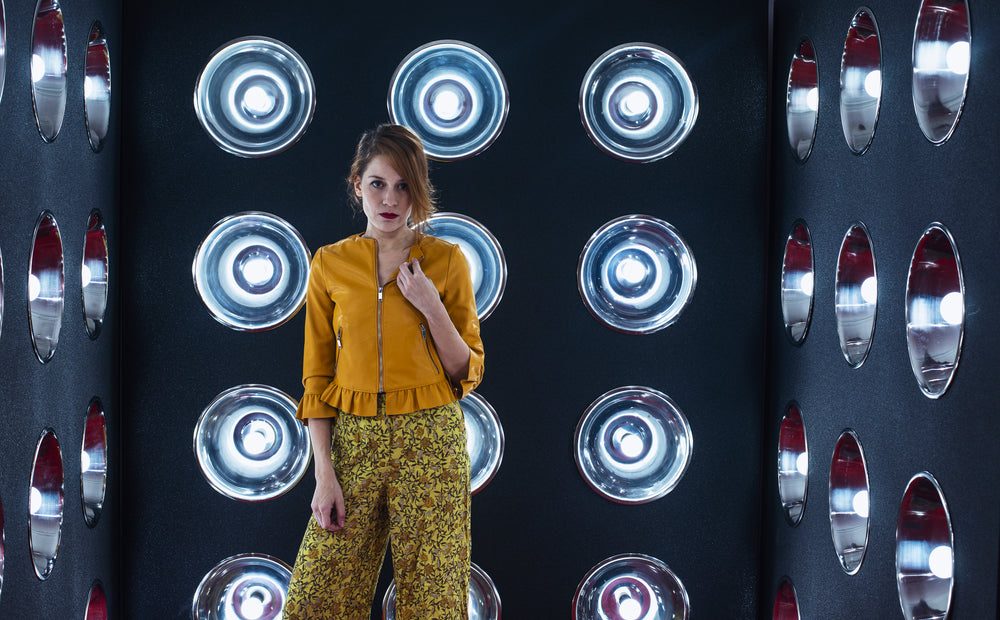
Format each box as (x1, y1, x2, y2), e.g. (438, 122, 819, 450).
(282, 398, 471, 619)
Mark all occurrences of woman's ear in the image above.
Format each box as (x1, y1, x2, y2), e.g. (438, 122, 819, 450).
(353, 175, 362, 197)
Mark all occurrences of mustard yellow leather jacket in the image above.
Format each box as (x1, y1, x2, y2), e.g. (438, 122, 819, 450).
(297, 233, 484, 421)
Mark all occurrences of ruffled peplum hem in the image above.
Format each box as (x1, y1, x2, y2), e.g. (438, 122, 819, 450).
(295, 393, 340, 423)
(320, 381, 459, 418)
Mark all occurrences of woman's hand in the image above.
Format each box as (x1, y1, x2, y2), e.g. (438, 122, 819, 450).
(311, 473, 345, 531)
(396, 259, 444, 317)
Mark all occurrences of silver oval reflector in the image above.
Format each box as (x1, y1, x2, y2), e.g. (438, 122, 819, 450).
(426, 212, 506, 321)
(192, 553, 292, 620)
(573, 553, 689, 620)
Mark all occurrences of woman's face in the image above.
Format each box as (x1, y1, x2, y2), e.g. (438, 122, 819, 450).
(354, 155, 413, 236)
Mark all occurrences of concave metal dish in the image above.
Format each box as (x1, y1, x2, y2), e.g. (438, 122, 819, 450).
(81, 397, 107, 528)
(81, 209, 109, 339)
(194, 384, 311, 502)
(780, 220, 814, 345)
(28, 210, 64, 364)
(906, 223, 964, 398)
(84, 21, 111, 152)
(896, 472, 954, 620)
(578, 215, 696, 334)
(29, 428, 63, 580)
(777, 402, 808, 526)
(835, 222, 877, 367)
(840, 8, 882, 154)
(192, 553, 291, 620)
(383, 562, 500, 619)
(773, 577, 800, 620)
(0, 0, 6, 105)
(85, 581, 107, 620)
(573, 553, 689, 620)
(192, 211, 310, 332)
(388, 40, 508, 161)
(0, 243, 5, 342)
(31, 0, 67, 142)
(575, 386, 693, 504)
(579, 42, 698, 162)
(460, 391, 504, 495)
(912, 0, 970, 144)
(426, 212, 506, 321)
(194, 36, 316, 158)
(787, 39, 819, 162)
(829, 429, 870, 575)
(0, 489, 5, 599)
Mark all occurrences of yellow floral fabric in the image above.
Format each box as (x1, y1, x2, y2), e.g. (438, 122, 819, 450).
(283, 397, 471, 619)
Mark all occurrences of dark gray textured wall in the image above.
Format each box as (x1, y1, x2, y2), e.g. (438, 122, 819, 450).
(764, 1, 1000, 617)
(0, 0, 121, 617)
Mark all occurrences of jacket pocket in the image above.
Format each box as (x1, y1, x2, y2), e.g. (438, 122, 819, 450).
(419, 324, 440, 374)
(333, 327, 342, 377)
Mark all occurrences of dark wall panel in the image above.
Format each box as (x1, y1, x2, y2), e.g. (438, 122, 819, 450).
(0, 0, 121, 617)
(765, 1, 1000, 618)
(122, 1, 768, 617)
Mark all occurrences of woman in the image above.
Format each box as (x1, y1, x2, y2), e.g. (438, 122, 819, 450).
(283, 124, 485, 619)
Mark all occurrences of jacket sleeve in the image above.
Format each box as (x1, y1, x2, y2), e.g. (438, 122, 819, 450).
(443, 243, 485, 398)
(297, 249, 340, 423)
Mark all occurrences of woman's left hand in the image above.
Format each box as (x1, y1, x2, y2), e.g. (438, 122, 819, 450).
(397, 259, 442, 317)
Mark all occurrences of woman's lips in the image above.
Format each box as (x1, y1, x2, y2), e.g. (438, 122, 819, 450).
(380, 212, 398, 220)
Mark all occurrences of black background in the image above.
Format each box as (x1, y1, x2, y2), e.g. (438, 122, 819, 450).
(119, 0, 766, 617)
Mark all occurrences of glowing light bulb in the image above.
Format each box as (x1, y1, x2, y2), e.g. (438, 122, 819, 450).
(864, 70, 881, 99)
(31, 54, 46, 83)
(29, 274, 42, 302)
(861, 276, 877, 305)
(242, 257, 274, 286)
(852, 490, 869, 518)
(619, 597, 642, 620)
(81, 452, 92, 472)
(431, 89, 462, 121)
(940, 292, 963, 325)
(806, 87, 819, 112)
(622, 90, 651, 116)
(30, 487, 43, 515)
(243, 430, 269, 455)
(616, 257, 646, 286)
(241, 592, 266, 620)
(796, 452, 808, 476)
(243, 86, 276, 116)
(928, 545, 953, 580)
(618, 432, 644, 459)
(82, 265, 92, 288)
(946, 41, 970, 75)
(800, 272, 814, 297)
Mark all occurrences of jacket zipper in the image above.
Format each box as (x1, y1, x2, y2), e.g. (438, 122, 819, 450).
(419, 324, 440, 373)
(377, 286, 384, 392)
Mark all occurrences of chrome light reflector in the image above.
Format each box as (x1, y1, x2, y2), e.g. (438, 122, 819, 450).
(787, 39, 819, 161)
(780, 220, 814, 345)
(29, 428, 63, 580)
(383, 562, 500, 620)
(580, 43, 698, 162)
(578, 215, 696, 334)
(912, 0, 970, 144)
(829, 429, 870, 575)
(84, 21, 111, 152)
(835, 222, 877, 367)
(194, 384, 311, 502)
(0, 1, 7, 105)
(194, 37, 316, 157)
(777, 402, 808, 526)
(85, 581, 107, 620)
(575, 386, 692, 504)
(82, 209, 109, 339)
(81, 397, 107, 528)
(573, 553, 689, 620)
(461, 392, 503, 495)
(388, 40, 508, 161)
(31, 0, 67, 142)
(193, 212, 310, 331)
(906, 223, 964, 398)
(896, 472, 954, 620)
(192, 553, 291, 620)
(773, 577, 800, 620)
(28, 210, 64, 363)
(840, 9, 882, 154)
(427, 212, 506, 321)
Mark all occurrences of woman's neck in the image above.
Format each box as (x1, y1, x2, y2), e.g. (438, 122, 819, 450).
(362, 225, 416, 251)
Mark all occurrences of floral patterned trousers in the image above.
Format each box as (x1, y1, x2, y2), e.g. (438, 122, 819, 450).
(283, 398, 471, 619)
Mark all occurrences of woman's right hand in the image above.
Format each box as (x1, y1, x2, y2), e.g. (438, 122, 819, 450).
(311, 473, 346, 531)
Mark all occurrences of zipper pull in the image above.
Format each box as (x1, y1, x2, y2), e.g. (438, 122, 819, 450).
(378, 286, 383, 302)
(336, 327, 342, 349)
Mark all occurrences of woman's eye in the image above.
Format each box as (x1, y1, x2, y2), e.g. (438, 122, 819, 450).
(397, 184, 408, 192)
(370, 180, 384, 188)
